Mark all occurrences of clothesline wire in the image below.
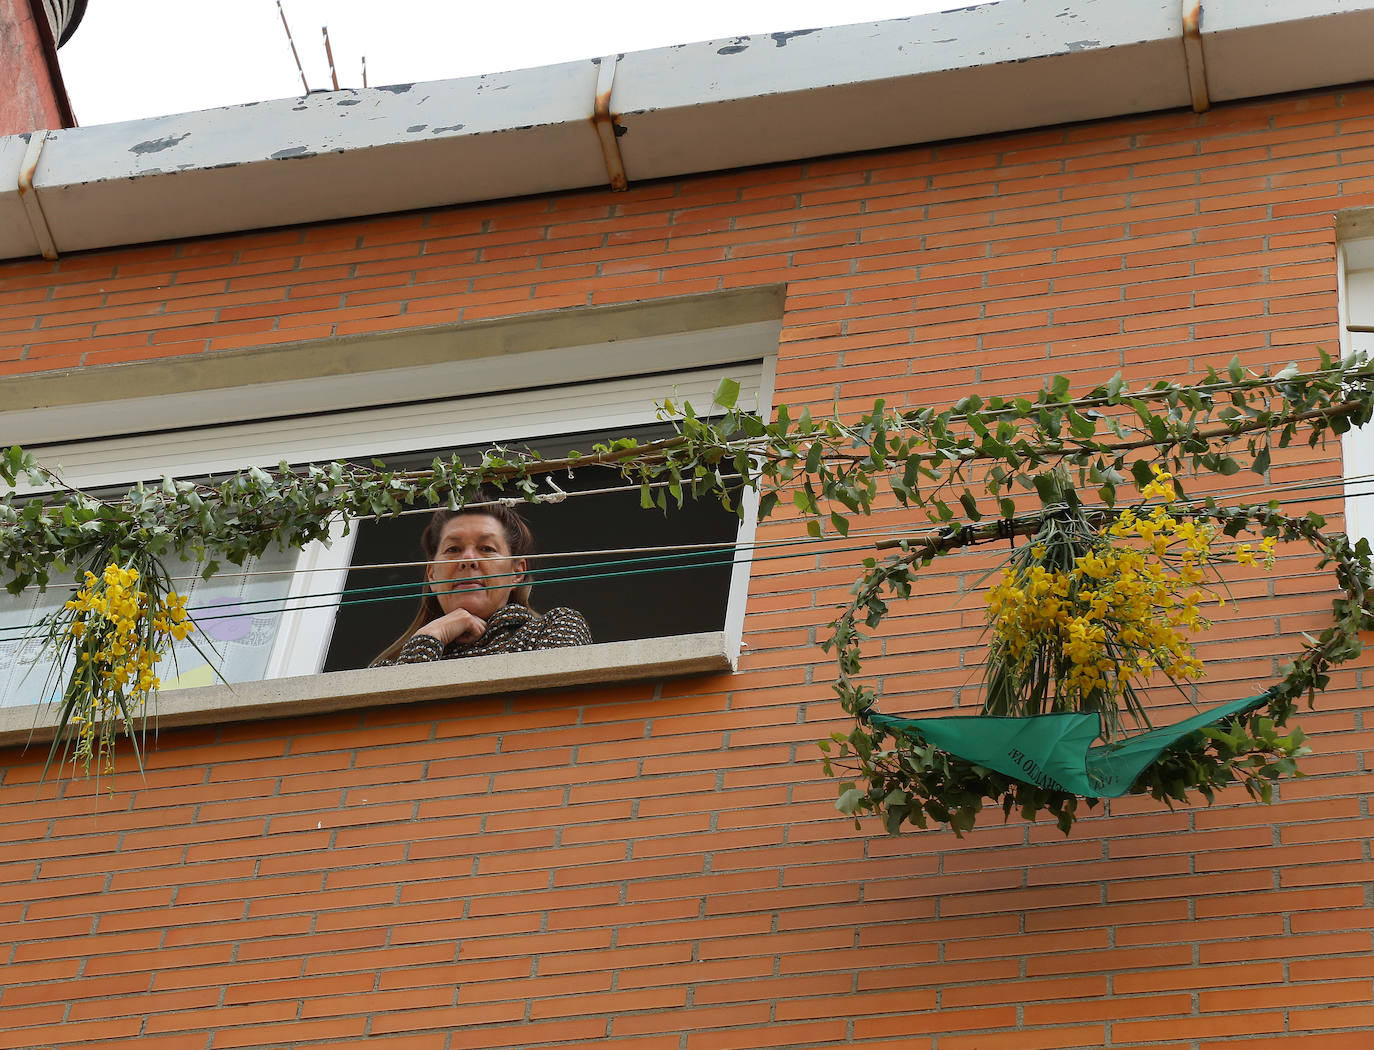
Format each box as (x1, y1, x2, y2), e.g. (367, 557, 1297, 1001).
(0, 528, 1347, 641)
(0, 547, 751, 638)
(0, 463, 1369, 628)
(0, 471, 1363, 639)
(134, 464, 1374, 583)
(160, 521, 955, 580)
(22, 404, 1374, 546)
(353, 478, 682, 521)
(3, 467, 1370, 602)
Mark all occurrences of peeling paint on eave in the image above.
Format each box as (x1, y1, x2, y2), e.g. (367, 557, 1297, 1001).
(3, 0, 1374, 261)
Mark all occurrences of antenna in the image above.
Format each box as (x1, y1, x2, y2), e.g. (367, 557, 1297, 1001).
(322, 25, 340, 91)
(277, 0, 309, 94)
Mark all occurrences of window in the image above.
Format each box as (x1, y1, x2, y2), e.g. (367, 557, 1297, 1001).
(1338, 213, 1374, 543)
(321, 419, 742, 672)
(0, 295, 780, 735)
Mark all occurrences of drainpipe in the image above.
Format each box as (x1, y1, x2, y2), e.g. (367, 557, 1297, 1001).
(592, 54, 628, 192)
(1182, 1, 1210, 113)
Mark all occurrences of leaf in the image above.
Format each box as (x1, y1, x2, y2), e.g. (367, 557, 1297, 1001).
(1068, 411, 1096, 439)
(837, 787, 864, 815)
(1032, 474, 1059, 505)
(713, 377, 740, 410)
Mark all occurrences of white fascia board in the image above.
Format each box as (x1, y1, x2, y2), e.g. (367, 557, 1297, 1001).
(1207, 0, 1374, 31)
(615, 0, 1179, 113)
(27, 60, 608, 254)
(614, 3, 1189, 180)
(5, 2, 1374, 262)
(1203, 0, 1374, 102)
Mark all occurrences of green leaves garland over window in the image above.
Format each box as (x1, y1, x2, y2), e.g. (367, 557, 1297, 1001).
(2, 357, 1372, 832)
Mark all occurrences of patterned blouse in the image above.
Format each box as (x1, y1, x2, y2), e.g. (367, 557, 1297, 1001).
(374, 603, 592, 665)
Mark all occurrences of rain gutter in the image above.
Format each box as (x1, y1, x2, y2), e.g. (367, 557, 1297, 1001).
(3, 0, 1374, 262)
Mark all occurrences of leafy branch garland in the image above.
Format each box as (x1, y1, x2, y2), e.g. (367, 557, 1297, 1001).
(2, 354, 1372, 827)
(824, 499, 1368, 835)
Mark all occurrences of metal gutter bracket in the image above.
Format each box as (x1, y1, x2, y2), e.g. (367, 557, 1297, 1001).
(17, 132, 58, 260)
(1182, 1, 1211, 114)
(593, 54, 628, 192)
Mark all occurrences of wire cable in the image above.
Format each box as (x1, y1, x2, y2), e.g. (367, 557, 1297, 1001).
(0, 509, 1352, 640)
(3, 458, 1372, 638)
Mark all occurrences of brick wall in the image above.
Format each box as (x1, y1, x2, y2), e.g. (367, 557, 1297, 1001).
(1, 85, 1373, 1048)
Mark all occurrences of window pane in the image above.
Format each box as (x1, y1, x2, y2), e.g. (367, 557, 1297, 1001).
(0, 584, 67, 710)
(160, 546, 303, 689)
(0, 546, 299, 708)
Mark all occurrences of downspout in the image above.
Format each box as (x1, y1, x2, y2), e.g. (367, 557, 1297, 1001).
(1182, 1, 1210, 113)
(592, 54, 629, 192)
(17, 132, 59, 260)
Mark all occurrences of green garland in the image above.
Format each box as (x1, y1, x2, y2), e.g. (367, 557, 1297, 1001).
(823, 501, 1372, 836)
(2, 355, 1373, 819)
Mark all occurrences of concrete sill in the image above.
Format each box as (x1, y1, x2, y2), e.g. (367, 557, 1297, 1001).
(0, 632, 735, 748)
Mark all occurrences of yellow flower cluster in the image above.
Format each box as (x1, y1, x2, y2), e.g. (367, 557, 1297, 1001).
(985, 468, 1276, 726)
(63, 563, 193, 768)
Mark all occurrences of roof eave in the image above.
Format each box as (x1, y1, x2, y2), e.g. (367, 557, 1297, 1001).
(2, 0, 1373, 262)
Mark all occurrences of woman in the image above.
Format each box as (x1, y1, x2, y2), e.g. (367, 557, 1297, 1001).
(373, 501, 591, 665)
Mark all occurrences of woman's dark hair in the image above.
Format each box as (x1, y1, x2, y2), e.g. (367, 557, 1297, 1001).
(374, 498, 536, 663)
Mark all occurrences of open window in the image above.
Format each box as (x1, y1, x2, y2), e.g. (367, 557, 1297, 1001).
(322, 420, 741, 672)
(0, 300, 779, 732)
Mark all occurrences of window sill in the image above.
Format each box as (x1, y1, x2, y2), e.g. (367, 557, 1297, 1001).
(0, 632, 736, 748)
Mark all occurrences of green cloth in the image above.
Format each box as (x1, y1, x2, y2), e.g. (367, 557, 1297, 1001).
(867, 692, 1271, 798)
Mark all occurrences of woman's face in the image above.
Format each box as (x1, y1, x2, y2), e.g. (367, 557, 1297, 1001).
(426, 513, 526, 621)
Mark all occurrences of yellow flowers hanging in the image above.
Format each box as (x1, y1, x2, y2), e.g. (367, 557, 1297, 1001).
(51, 559, 195, 777)
(983, 468, 1277, 740)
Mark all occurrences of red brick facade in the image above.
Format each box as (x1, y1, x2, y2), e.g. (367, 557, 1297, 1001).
(2, 85, 1373, 1048)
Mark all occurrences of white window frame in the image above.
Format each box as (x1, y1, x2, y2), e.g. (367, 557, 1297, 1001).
(0, 314, 779, 743)
(1337, 213, 1374, 544)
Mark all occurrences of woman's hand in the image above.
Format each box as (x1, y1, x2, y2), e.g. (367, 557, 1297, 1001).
(414, 609, 488, 647)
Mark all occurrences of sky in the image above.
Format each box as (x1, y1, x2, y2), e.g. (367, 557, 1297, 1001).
(58, 0, 971, 127)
